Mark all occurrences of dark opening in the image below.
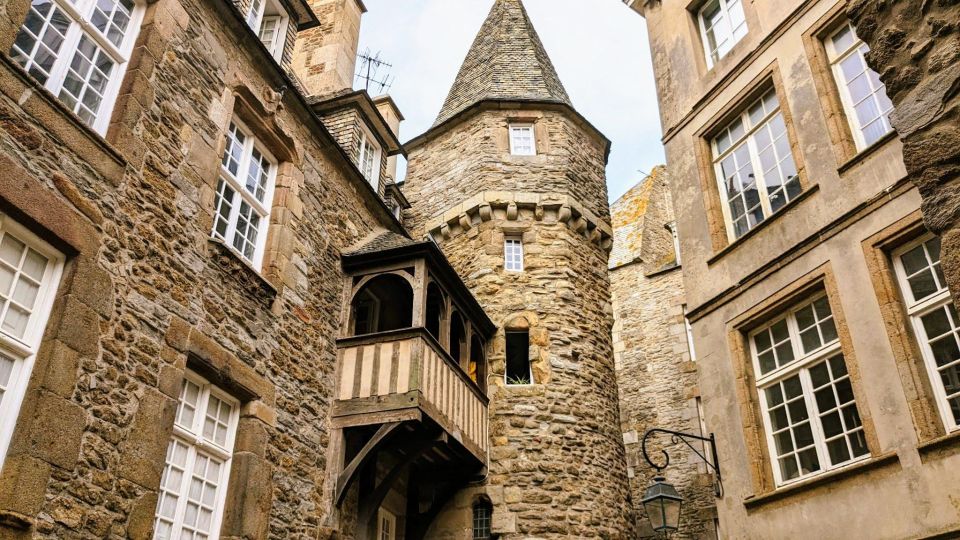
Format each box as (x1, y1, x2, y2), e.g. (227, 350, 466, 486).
(426, 282, 444, 341)
(351, 274, 413, 335)
(469, 335, 485, 389)
(450, 312, 466, 364)
(505, 331, 531, 385)
(473, 499, 493, 540)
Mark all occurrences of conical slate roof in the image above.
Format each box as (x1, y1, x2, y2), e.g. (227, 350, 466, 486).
(432, 0, 572, 127)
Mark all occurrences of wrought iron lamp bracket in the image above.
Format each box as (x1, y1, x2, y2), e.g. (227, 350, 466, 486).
(641, 428, 723, 498)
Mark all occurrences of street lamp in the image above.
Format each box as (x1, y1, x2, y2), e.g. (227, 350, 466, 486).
(642, 476, 683, 535)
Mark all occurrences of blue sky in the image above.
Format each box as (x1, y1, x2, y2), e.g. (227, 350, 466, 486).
(356, 0, 663, 203)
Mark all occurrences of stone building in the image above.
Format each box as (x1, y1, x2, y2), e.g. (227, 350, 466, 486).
(0, 0, 636, 538)
(609, 166, 718, 539)
(401, 0, 634, 537)
(626, 0, 960, 538)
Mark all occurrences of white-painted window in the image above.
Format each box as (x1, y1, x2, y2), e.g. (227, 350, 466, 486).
(0, 217, 64, 472)
(213, 119, 277, 268)
(358, 129, 381, 189)
(9, 0, 146, 134)
(683, 305, 697, 362)
(504, 237, 523, 272)
(377, 508, 396, 540)
(893, 235, 960, 432)
(712, 88, 800, 241)
(751, 293, 869, 486)
(698, 0, 747, 67)
(826, 22, 895, 151)
(246, 0, 289, 61)
(154, 372, 239, 540)
(509, 124, 536, 156)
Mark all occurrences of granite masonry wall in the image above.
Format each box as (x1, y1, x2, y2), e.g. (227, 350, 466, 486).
(0, 0, 398, 537)
(403, 107, 633, 538)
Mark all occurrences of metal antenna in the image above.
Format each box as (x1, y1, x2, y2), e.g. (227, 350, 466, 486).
(355, 48, 395, 95)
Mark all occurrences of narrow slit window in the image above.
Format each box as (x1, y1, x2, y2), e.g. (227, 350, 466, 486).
(504, 237, 524, 272)
(505, 330, 531, 385)
(473, 500, 493, 540)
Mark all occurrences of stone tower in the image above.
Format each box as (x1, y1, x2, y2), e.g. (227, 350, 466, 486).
(403, 0, 633, 536)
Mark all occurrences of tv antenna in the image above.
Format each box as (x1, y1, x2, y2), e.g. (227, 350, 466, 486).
(355, 48, 395, 95)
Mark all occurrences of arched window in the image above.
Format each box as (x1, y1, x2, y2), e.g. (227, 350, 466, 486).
(473, 499, 492, 540)
(425, 282, 445, 341)
(469, 335, 486, 389)
(450, 312, 466, 364)
(351, 274, 413, 335)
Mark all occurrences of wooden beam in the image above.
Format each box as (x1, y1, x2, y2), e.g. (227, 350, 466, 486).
(335, 422, 403, 506)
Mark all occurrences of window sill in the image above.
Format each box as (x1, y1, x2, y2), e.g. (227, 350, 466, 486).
(918, 429, 960, 462)
(707, 184, 820, 266)
(837, 131, 899, 176)
(207, 238, 278, 300)
(743, 451, 899, 511)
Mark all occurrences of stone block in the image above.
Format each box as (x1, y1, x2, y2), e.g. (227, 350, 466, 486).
(221, 452, 273, 539)
(35, 339, 79, 398)
(117, 388, 176, 489)
(0, 454, 51, 517)
(126, 491, 159, 540)
(10, 390, 84, 471)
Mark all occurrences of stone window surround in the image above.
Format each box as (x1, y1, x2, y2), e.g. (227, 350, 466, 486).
(683, 0, 760, 79)
(500, 114, 549, 158)
(727, 263, 883, 498)
(694, 62, 811, 255)
(801, 3, 899, 173)
(507, 123, 536, 156)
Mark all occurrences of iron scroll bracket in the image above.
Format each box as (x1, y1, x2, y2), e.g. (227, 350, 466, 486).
(641, 428, 724, 498)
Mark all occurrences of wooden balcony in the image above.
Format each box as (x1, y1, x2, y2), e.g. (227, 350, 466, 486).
(333, 327, 489, 463)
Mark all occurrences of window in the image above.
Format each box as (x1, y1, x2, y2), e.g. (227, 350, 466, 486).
(9, 0, 145, 134)
(509, 124, 536, 156)
(358, 129, 381, 189)
(667, 221, 681, 265)
(504, 237, 523, 272)
(213, 120, 277, 267)
(154, 373, 239, 540)
(377, 508, 396, 540)
(473, 500, 492, 540)
(698, 0, 747, 67)
(0, 218, 64, 472)
(893, 235, 960, 432)
(246, 0, 289, 60)
(750, 294, 869, 485)
(505, 330, 531, 385)
(825, 22, 894, 150)
(712, 88, 800, 240)
(683, 306, 697, 361)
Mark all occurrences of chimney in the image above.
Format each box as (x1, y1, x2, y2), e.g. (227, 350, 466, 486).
(292, 0, 366, 97)
(372, 95, 403, 182)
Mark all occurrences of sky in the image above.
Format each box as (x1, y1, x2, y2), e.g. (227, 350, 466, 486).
(355, 0, 664, 203)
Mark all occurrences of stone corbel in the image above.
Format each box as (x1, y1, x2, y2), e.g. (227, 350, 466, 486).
(506, 202, 519, 221)
(478, 203, 493, 222)
(558, 204, 572, 223)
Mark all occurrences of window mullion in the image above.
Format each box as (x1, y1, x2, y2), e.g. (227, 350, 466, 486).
(746, 129, 772, 217)
(798, 366, 830, 472)
(170, 443, 198, 537)
(45, 21, 84, 96)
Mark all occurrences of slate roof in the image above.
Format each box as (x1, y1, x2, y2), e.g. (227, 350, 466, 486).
(345, 230, 421, 256)
(432, 0, 572, 127)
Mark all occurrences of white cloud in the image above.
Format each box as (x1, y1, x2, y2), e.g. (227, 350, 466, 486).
(357, 0, 663, 202)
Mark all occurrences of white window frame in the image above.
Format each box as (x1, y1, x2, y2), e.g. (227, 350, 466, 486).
(212, 118, 277, 269)
(377, 508, 397, 540)
(358, 127, 382, 190)
(9, 0, 146, 134)
(892, 234, 960, 433)
(246, 0, 290, 62)
(683, 305, 696, 362)
(750, 293, 870, 487)
(504, 236, 524, 272)
(712, 88, 801, 241)
(154, 371, 240, 540)
(698, 0, 748, 68)
(825, 21, 895, 152)
(0, 216, 65, 473)
(667, 221, 681, 265)
(508, 124, 536, 156)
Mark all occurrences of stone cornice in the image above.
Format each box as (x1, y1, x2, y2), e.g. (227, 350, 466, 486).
(424, 191, 614, 252)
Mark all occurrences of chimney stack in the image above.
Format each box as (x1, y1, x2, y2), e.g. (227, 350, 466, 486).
(292, 0, 366, 97)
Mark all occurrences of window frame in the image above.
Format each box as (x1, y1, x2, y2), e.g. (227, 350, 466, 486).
(508, 124, 536, 156)
(246, 0, 290, 61)
(892, 234, 960, 433)
(472, 500, 493, 540)
(711, 87, 801, 241)
(212, 117, 278, 269)
(358, 126, 382, 190)
(749, 292, 870, 487)
(376, 508, 397, 540)
(504, 330, 533, 386)
(8, 0, 147, 134)
(824, 21, 894, 152)
(0, 216, 65, 472)
(153, 371, 241, 540)
(504, 236, 524, 273)
(697, 0, 748, 68)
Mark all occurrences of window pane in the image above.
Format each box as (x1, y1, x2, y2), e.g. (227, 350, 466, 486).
(809, 354, 868, 466)
(9, 1, 71, 85)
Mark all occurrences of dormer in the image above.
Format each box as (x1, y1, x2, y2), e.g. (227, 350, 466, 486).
(240, 0, 318, 64)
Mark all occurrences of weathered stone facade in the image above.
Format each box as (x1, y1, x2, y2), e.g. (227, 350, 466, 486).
(610, 167, 718, 539)
(628, 0, 960, 538)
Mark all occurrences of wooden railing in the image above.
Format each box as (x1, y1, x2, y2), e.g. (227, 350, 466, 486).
(334, 328, 489, 460)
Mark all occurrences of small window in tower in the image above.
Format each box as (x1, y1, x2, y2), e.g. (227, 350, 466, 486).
(509, 124, 536, 155)
(504, 237, 524, 272)
(473, 499, 493, 539)
(505, 330, 532, 385)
